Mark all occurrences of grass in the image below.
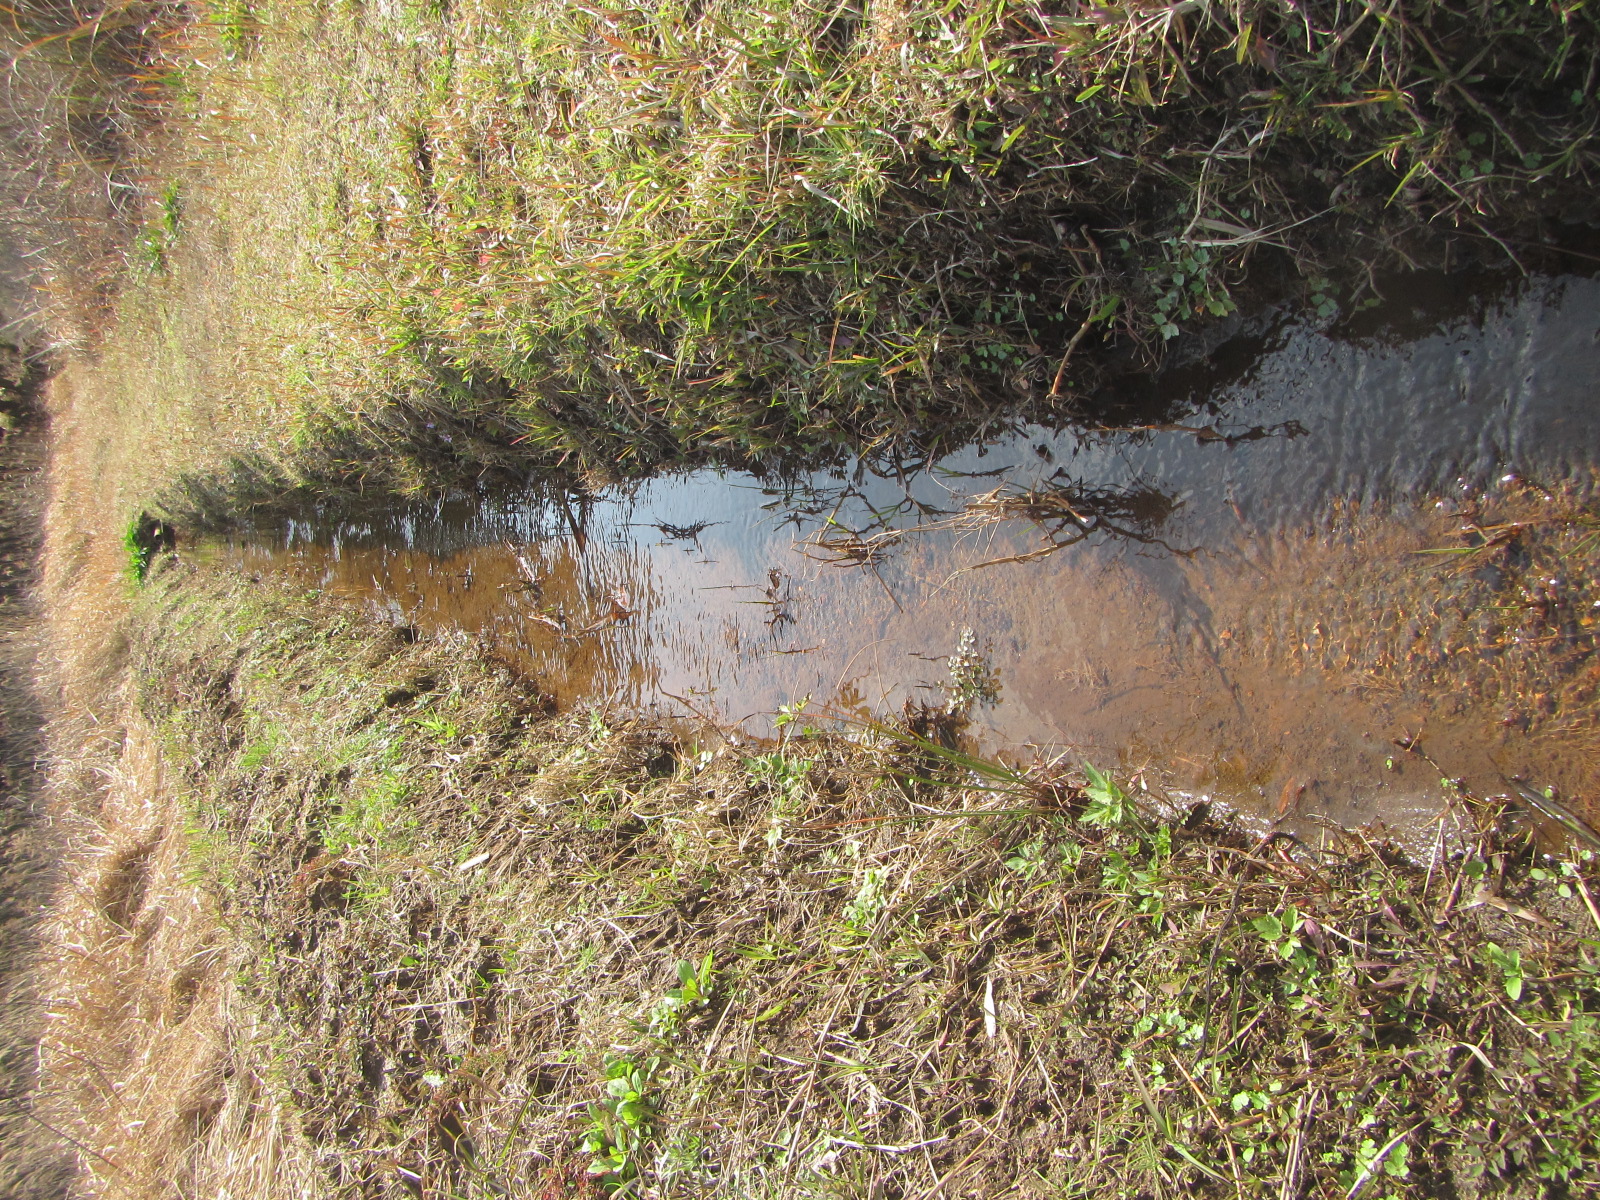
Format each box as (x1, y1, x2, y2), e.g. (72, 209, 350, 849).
(32, 345, 328, 1200)
(15, 1, 1600, 1196)
(0, 352, 77, 1200)
(20, 0, 1596, 527)
(117, 558, 1600, 1199)
(0, 0, 197, 340)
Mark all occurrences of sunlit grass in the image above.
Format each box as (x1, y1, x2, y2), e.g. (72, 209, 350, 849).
(57, 0, 1600, 523)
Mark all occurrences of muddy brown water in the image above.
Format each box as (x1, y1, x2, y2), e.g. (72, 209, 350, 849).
(211, 271, 1600, 840)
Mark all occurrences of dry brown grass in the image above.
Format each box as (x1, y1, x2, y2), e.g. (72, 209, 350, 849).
(37, 709, 326, 1200)
(0, 369, 76, 1200)
(0, 0, 201, 344)
(34, 368, 326, 1200)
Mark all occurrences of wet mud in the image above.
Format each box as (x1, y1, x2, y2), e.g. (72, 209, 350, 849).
(210, 271, 1600, 838)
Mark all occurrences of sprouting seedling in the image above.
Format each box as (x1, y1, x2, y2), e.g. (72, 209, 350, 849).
(647, 953, 714, 1038)
(411, 712, 460, 741)
(842, 866, 890, 935)
(774, 695, 814, 739)
(1483, 943, 1525, 1001)
(1252, 904, 1304, 957)
(580, 1055, 660, 1189)
(747, 750, 811, 847)
(1005, 836, 1047, 878)
(1251, 903, 1326, 1001)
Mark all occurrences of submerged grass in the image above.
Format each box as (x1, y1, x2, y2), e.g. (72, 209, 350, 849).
(123, 557, 1600, 1198)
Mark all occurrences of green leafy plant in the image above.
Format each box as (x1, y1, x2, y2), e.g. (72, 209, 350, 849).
(1102, 847, 1165, 921)
(122, 518, 157, 582)
(747, 751, 811, 848)
(1130, 1006, 1204, 1050)
(1483, 942, 1525, 1001)
(1080, 762, 1132, 828)
(842, 865, 890, 938)
(1149, 237, 1235, 340)
(237, 739, 275, 772)
(1253, 903, 1324, 1001)
(132, 182, 183, 275)
(318, 768, 414, 855)
(773, 696, 817, 738)
(1251, 904, 1302, 952)
(1005, 836, 1047, 879)
(580, 1055, 660, 1190)
(1306, 275, 1339, 321)
(647, 954, 714, 1039)
(209, 0, 257, 59)
(1340, 1131, 1411, 1194)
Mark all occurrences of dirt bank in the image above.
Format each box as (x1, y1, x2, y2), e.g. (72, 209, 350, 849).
(97, 552, 1600, 1198)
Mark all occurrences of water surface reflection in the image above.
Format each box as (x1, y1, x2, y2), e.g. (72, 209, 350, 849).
(214, 272, 1600, 836)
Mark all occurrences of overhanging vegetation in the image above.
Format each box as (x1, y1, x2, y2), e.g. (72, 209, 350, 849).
(26, 0, 1597, 519)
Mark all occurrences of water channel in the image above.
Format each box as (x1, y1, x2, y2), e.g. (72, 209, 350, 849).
(211, 269, 1600, 840)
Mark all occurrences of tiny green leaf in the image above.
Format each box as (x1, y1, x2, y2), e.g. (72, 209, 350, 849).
(1253, 915, 1284, 942)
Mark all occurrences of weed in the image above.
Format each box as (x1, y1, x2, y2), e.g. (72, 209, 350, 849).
(773, 696, 816, 739)
(746, 750, 810, 848)
(944, 627, 1000, 716)
(412, 712, 460, 742)
(131, 183, 183, 276)
(1004, 836, 1047, 879)
(318, 768, 414, 856)
(1252, 903, 1324, 1004)
(236, 739, 273, 772)
(1079, 761, 1133, 829)
(208, 0, 256, 59)
(1102, 845, 1166, 924)
(580, 1054, 660, 1191)
(121, 514, 173, 583)
(1483, 942, 1526, 1001)
(1147, 238, 1236, 341)
(841, 865, 890, 939)
(645, 954, 714, 1040)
